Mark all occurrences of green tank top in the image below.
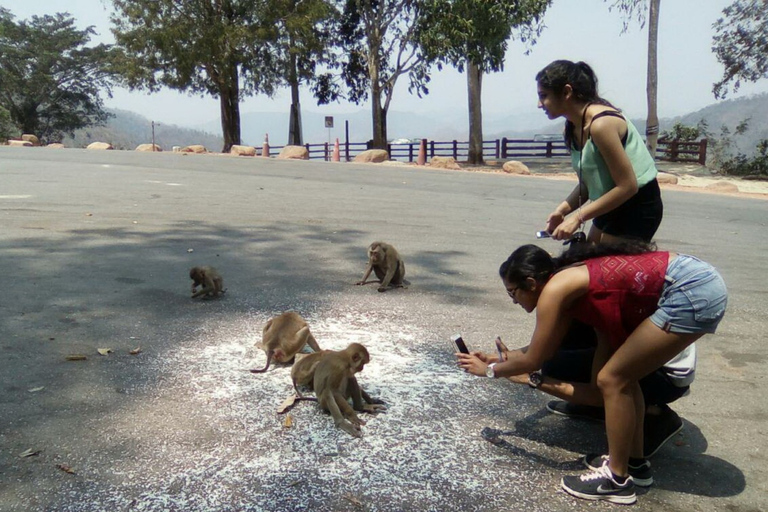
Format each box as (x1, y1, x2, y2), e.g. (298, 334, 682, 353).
(570, 114, 657, 201)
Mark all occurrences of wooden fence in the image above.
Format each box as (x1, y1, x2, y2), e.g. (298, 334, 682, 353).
(270, 138, 708, 165)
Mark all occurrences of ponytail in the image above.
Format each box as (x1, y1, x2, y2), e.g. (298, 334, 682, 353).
(535, 60, 617, 150)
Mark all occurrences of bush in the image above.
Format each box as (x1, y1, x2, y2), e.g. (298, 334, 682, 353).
(719, 139, 768, 178)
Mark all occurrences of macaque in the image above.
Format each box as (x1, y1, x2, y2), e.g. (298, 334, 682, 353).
(356, 241, 406, 292)
(309, 343, 386, 438)
(250, 312, 322, 373)
(189, 266, 225, 298)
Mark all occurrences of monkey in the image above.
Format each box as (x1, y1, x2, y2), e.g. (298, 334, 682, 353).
(189, 266, 225, 298)
(308, 343, 386, 438)
(355, 241, 406, 292)
(290, 350, 328, 395)
(290, 347, 384, 408)
(250, 311, 322, 373)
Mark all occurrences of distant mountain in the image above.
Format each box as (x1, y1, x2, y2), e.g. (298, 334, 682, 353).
(63, 109, 223, 151)
(661, 93, 768, 155)
(70, 94, 768, 156)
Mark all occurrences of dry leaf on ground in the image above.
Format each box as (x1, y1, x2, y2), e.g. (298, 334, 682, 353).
(65, 355, 87, 361)
(97, 348, 112, 356)
(283, 414, 293, 428)
(129, 346, 142, 355)
(56, 464, 75, 474)
(343, 493, 363, 506)
(277, 394, 297, 414)
(28, 387, 45, 393)
(19, 449, 40, 458)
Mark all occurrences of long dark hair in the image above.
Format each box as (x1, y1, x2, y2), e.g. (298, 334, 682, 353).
(499, 240, 657, 290)
(535, 60, 617, 150)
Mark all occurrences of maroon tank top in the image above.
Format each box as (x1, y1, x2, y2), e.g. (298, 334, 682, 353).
(568, 252, 669, 348)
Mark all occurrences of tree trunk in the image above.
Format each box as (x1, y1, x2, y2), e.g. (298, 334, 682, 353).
(467, 62, 484, 165)
(645, 0, 660, 159)
(287, 41, 303, 146)
(218, 65, 241, 153)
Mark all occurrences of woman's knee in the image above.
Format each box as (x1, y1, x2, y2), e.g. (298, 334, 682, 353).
(596, 368, 632, 396)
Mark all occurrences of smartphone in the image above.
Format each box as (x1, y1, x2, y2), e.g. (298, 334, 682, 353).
(536, 230, 552, 239)
(452, 334, 469, 354)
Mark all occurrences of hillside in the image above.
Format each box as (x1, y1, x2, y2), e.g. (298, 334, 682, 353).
(63, 109, 223, 151)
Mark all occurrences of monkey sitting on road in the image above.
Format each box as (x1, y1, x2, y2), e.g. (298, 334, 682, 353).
(356, 241, 407, 292)
(189, 266, 225, 299)
(289, 343, 385, 438)
(250, 311, 322, 373)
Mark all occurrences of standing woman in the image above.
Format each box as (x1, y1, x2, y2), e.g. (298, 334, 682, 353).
(537, 60, 663, 243)
(458, 242, 727, 504)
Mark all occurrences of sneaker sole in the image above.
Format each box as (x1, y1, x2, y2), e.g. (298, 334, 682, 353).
(644, 421, 684, 458)
(561, 479, 637, 505)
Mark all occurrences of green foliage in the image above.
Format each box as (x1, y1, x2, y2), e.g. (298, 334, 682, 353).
(259, 0, 341, 103)
(0, 8, 114, 143)
(110, 0, 285, 150)
(605, 0, 648, 32)
(712, 0, 768, 99)
(659, 122, 702, 142)
(0, 104, 19, 141)
(339, 0, 430, 103)
(418, 0, 550, 72)
(695, 116, 768, 177)
(110, 1, 277, 96)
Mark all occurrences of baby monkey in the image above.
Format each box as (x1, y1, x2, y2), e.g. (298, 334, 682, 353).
(356, 241, 406, 292)
(189, 266, 225, 298)
(291, 343, 385, 438)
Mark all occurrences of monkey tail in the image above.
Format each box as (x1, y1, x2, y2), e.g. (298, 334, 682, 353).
(249, 351, 273, 373)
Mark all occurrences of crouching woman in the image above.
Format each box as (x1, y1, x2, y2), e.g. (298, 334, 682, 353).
(458, 242, 727, 504)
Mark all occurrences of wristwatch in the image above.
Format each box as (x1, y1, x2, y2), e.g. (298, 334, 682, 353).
(485, 363, 498, 379)
(528, 370, 543, 389)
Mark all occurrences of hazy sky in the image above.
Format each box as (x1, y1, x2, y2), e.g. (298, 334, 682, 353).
(3, 0, 768, 129)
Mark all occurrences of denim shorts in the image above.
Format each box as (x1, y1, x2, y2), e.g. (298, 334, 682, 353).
(649, 254, 728, 334)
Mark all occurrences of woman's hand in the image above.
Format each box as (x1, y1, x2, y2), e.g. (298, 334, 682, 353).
(545, 211, 565, 233)
(551, 214, 581, 240)
(457, 353, 490, 377)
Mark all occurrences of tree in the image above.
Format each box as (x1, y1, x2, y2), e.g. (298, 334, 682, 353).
(339, 0, 431, 149)
(712, 0, 768, 99)
(0, 105, 19, 141)
(0, 8, 114, 143)
(419, 0, 550, 164)
(607, 0, 661, 157)
(110, 1, 280, 152)
(261, 0, 340, 145)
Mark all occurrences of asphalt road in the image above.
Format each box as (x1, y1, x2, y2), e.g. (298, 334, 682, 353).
(0, 147, 766, 512)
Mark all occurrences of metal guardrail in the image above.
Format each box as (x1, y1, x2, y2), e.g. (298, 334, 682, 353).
(270, 138, 708, 165)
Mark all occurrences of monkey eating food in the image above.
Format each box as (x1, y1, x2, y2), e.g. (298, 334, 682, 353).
(189, 266, 225, 298)
(250, 311, 322, 373)
(291, 343, 385, 438)
(356, 241, 406, 292)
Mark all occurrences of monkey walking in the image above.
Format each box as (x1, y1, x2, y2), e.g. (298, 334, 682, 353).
(287, 343, 385, 438)
(250, 312, 322, 373)
(356, 241, 407, 292)
(189, 266, 226, 298)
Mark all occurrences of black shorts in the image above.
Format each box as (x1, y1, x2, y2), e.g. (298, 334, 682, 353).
(542, 321, 689, 406)
(592, 178, 663, 242)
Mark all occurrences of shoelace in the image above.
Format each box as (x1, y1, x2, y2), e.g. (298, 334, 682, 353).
(579, 464, 613, 482)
